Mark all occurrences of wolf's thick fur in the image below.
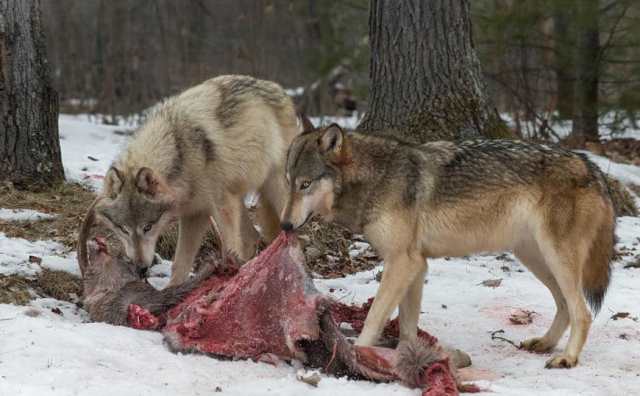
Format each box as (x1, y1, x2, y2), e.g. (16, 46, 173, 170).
(281, 124, 615, 368)
(92, 75, 299, 285)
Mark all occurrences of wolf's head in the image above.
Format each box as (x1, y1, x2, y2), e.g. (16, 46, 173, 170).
(280, 123, 349, 231)
(82, 237, 139, 299)
(95, 166, 177, 275)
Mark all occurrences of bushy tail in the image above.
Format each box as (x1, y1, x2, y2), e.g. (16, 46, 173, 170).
(582, 211, 616, 316)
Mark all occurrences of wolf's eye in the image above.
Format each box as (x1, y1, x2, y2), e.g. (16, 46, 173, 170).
(143, 223, 153, 233)
(300, 180, 311, 190)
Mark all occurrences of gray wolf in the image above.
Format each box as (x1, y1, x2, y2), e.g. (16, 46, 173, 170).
(281, 123, 615, 368)
(87, 75, 299, 285)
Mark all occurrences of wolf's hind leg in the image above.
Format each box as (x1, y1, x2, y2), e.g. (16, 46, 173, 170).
(537, 239, 592, 369)
(356, 251, 426, 347)
(398, 259, 428, 343)
(514, 240, 569, 353)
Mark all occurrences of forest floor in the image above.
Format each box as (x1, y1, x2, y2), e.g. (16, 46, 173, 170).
(0, 114, 639, 396)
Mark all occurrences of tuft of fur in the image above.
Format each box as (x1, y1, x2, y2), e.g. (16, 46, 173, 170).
(395, 341, 450, 388)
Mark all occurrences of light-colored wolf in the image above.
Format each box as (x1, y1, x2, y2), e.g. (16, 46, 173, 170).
(91, 75, 299, 285)
(281, 123, 615, 368)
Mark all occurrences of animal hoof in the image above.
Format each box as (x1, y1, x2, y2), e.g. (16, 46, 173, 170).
(520, 337, 554, 353)
(545, 354, 577, 369)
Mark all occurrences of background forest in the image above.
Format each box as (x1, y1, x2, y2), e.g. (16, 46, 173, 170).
(42, 0, 640, 141)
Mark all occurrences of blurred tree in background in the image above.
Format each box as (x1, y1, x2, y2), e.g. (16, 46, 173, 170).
(473, 0, 640, 144)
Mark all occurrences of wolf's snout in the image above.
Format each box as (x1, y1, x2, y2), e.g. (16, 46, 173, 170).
(280, 221, 293, 232)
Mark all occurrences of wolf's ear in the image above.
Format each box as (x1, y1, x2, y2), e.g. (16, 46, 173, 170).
(136, 167, 165, 197)
(318, 123, 344, 155)
(104, 167, 124, 198)
(298, 113, 315, 134)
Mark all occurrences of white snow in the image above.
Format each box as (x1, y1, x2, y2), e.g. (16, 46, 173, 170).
(0, 208, 56, 222)
(0, 233, 78, 277)
(502, 112, 640, 142)
(309, 112, 363, 131)
(58, 114, 132, 191)
(1, 114, 639, 395)
(583, 151, 640, 186)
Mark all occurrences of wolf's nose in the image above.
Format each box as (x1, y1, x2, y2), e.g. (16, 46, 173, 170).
(280, 221, 293, 232)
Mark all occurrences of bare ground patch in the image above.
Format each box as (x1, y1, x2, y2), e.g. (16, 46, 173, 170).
(0, 182, 97, 248)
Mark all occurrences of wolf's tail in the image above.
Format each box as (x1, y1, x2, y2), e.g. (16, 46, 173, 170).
(582, 207, 616, 316)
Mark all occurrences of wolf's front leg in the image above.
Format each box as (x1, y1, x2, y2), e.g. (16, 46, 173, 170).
(356, 251, 427, 346)
(398, 259, 428, 343)
(170, 212, 210, 286)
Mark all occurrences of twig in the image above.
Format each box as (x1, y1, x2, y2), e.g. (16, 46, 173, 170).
(490, 329, 520, 349)
(325, 341, 338, 372)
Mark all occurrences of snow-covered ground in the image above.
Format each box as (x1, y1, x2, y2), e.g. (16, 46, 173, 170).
(1, 114, 639, 396)
(0, 208, 56, 222)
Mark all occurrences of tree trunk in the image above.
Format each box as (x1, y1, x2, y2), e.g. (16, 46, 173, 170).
(571, 0, 599, 144)
(0, 0, 64, 189)
(358, 0, 509, 143)
(553, 2, 575, 120)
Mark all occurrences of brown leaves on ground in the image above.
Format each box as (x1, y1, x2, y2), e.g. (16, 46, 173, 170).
(610, 312, 638, 322)
(479, 278, 502, 288)
(0, 269, 82, 306)
(0, 182, 97, 249)
(0, 275, 33, 305)
(509, 309, 537, 325)
(36, 268, 82, 303)
(604, 176, 639, 217)
(298, 219, 379, 278)
(597, 138, 640, 167)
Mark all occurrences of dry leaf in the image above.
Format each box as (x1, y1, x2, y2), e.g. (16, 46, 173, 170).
(479, 278, 502, 288)
(509, 309, 536, 325)
(611, 312, 630, 321)
(296, 370, 321, 387)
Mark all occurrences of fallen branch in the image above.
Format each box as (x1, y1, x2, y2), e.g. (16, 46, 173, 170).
(489, 329, 520, 349)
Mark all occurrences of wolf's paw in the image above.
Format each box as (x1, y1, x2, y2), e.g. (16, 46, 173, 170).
(545, 354, 577, 369)
(520, 337, 555, 353)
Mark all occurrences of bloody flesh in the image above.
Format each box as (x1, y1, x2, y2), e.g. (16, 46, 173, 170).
(98, 233, 465, 395)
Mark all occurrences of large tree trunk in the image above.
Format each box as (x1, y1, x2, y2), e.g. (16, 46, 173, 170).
(0, 0, 64, 189)
(571, 0, 599, 144)
(358, 0, 509, 143)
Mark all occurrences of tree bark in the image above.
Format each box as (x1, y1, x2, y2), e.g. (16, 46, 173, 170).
(0, 0, 64, 189)
(358, 0, 508, 143)
(571, 0, 599, 144)
(553, 2, 575, 120)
